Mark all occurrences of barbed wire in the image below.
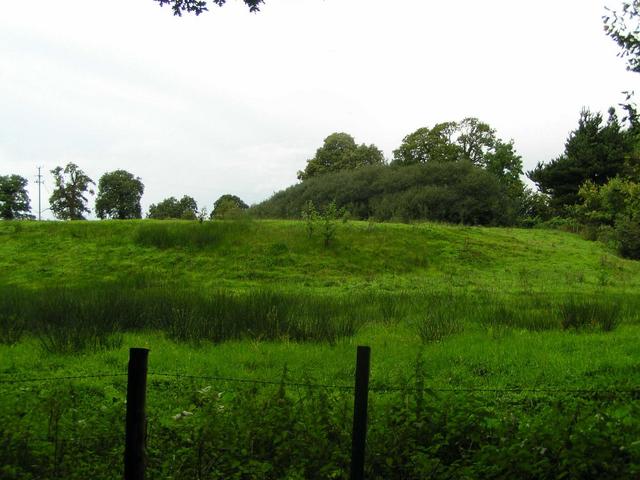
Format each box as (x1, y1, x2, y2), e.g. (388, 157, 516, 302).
(148, 371, 640, 396)
(148, 371, 354, 391)
(0, 370, 638, 396)
(0, 373, 127, 385)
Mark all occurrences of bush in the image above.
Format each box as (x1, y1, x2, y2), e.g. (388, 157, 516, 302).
(252, 162, 513, 225)
(615, 216, 640, 259)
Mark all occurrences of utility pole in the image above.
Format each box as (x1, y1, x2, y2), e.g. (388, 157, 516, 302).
(35, 166, 44, 221)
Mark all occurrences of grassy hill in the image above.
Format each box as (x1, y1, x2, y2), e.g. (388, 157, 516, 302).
(1, 219, 639, 293)
(2, 220, 640, 478)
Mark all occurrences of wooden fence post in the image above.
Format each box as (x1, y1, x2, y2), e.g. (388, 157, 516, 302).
(350, 345, 371, 480)
(124, 347, 149, 480)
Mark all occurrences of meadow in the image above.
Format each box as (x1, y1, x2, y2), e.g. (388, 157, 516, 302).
(1, 219, 640, 478)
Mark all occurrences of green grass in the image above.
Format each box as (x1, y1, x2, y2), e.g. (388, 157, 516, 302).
(1, 219, 639, 293)
(1, 219, 640, 478)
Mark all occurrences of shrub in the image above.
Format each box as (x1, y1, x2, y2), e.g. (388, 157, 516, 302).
(252, 162, 512, 225)
(615, 216, 640, 259)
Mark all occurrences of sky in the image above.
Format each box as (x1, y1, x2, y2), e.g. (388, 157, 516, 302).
(0, 0, 637, 219)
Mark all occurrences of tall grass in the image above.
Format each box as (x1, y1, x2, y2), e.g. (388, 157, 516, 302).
(417, 295, 465, 342)
(0, 283, 633, 352)
(0, 284, 370, 351)
(134, 220, 252, 249)
(558, 296, 622, 331)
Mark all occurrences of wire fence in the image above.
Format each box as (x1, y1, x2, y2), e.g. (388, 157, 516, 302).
(2, 347, 640, 480)
(1, 369, 640, 396)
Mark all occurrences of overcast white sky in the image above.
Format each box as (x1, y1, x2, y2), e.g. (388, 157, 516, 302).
(1, 0, 637, 218)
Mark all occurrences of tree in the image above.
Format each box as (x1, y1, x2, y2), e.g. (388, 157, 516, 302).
(0, 175, 33, 220)
(392, 118, 525, 199)
(483, 141, 524, 193)
(95, 170, 145, 220)
(528, 109, 631, 211)
(456, 117, 497, 166)
(210, 194, 249, 219)
(392, 122, 461, 165)
(154, 0, 263, 16)
(148, 195, 198, 219)
(297, 132, 385, 181)
(604, 1, 640, 73)
(49, 163, 95, 220)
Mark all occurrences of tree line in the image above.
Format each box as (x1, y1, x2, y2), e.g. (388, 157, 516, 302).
(2, 1, 638, 260)
(0, 166, 248, 221)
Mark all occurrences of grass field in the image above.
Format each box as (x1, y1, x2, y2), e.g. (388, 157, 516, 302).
(2, 219, 640, 478)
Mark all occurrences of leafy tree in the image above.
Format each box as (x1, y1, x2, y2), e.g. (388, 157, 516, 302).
(0, 175, 33, 220)
(483, 141, 524, 192)
(393, 117, 519, 170)
(95, 170, 144, 220)
(210, 194, 249, 219)
(49, 163, 95, 220)
(297, 133, 384, 181)
(154, 0, 263, 16)
(393, 118, 525, 209)
(528, 109, 631, 211)
(148, 195, 199, 220)
(604, 1, 640, 73)
(457, 117, 497, 166)
(392, 123, 461, 165)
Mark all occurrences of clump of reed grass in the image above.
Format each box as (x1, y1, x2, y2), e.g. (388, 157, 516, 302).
(134, 220, 251, 249)
(160, 289, 365, 344)
(417, 298, 464, 343)
(476, 296, 560, 332)
(0, 286, 29, 344)
(29, 288, 124, 354)
(558, 296, 622, 332)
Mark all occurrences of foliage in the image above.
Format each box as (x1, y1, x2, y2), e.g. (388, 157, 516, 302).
(297, 132, 385, 181)
(604, 0, 640, 73)
(154, 0, 264, 16)
(0, 174, 32, 220)
(528, 109, 632, 212)
(3, 359, 640, 479)
(392, 118, 522, 177)
(320, 200, 341, 247)
(255, 162, 514, 225)
(49, 163, 95, 220)
(301, 200, 318, 238)
(148, 195, 198, 220)
(574, 177, 640, 226)
(392, 122, 461, 164)
(95, 170, 144, 220)
(517, 188, 553, 226)
(210, 194, 248, 220)
(572, 177, 640, 258)
(457, 117, 498, 165)
(616, 215, 640, 259)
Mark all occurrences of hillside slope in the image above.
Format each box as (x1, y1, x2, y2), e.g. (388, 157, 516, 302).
(1, 219, 638, 294)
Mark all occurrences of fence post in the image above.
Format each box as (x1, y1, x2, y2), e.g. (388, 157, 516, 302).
(124, 347, 149, 480)
(350, 345, 371, 480)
